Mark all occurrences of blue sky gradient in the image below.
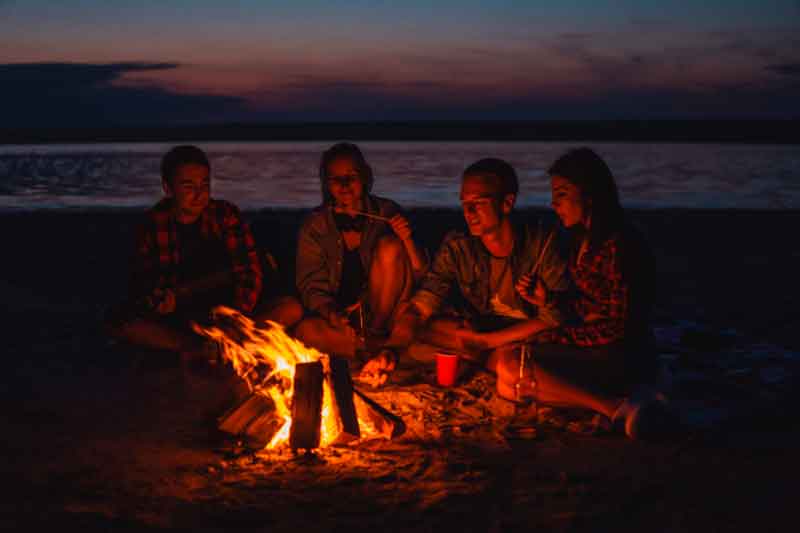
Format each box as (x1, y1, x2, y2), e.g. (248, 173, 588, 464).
(1, 1, 798, 125)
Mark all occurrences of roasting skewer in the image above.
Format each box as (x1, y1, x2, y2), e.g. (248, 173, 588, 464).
(333, 206, 392, 223)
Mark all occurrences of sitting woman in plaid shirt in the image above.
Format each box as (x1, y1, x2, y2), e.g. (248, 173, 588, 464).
(496, 147, 667, 439)
(107, 145, 302, 366)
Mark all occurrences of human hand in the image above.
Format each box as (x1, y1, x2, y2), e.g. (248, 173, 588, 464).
(389, 214, 413, 242)
(327, 309, 356, 338)
(358, 348, 398, 387)
(151, 287, 176, 314)
(516, 274, 547, 307)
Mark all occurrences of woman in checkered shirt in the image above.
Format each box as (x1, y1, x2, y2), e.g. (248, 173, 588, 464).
(497, 147, 670, 439)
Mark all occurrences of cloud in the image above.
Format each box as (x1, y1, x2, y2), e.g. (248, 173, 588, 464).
(2, 54, 799, 127)
(280, 73, 450, 92)
(765, 63, 800, 77)
(0, 62, 249, 127)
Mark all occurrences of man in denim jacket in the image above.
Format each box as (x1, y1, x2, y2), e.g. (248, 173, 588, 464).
(361, 158, 568, 386)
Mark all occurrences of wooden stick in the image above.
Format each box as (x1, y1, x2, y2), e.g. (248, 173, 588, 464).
(528, 229, 555, 278)
(333, 206, 392, 223)
(290, 361, 324, 450)
(329, 357, 360, 443)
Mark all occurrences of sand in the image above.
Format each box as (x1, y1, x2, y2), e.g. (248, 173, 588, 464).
(1, 208, 799, 531)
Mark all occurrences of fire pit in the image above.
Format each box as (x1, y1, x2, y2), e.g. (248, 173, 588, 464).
(194, 306, 398, 452)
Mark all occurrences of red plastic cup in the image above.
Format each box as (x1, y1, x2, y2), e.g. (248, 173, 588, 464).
(436, 352, 459, 387)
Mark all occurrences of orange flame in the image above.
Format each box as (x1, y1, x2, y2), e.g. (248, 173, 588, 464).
(193, 306, 383, 450)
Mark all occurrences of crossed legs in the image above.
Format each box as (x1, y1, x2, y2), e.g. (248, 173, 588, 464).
(295, 235, 414, 357)
(409, 318, 623, 419)
(494, 346, 623, 419)
(107, 295, 303, 362)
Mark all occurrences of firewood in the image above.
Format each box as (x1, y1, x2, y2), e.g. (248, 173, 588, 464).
(353, 389, 404, 440)
(329, 357, 360, 443)
(218, 393, 273, 435)
(242, 408, 284, 449)
(290, 361, 324, 450)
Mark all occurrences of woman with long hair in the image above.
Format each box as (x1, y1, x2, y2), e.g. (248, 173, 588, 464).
(294, 142, 427, 364)
(497, 147, 666, 439)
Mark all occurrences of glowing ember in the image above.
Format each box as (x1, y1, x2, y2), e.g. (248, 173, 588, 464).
(193, 306, 386, 450)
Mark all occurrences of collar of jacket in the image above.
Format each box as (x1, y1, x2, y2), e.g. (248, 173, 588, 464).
(468, 216, 532, 267)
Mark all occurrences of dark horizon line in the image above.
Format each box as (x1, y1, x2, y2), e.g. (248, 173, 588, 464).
(2, 119, 798, 145)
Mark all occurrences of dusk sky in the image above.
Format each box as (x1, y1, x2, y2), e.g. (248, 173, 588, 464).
(2, 0, 799, 126)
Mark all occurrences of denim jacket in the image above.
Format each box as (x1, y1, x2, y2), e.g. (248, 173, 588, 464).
(296, 195, 403, 316)
(412, 216, 569, 327)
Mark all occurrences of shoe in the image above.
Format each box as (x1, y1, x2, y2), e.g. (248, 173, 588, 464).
(613, 388, 678, 440)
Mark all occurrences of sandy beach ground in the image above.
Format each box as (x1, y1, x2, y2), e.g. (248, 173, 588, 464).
(1, 208, 799, 531)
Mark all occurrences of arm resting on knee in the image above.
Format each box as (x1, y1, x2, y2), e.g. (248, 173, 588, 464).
(480, 318, 550, 349)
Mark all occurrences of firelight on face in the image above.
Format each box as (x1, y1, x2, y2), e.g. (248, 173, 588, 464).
(550, 174, 587, 228)
(167, 162, 211, 223)
(326, 155, 366, 211)
(460, 173, 505, 236)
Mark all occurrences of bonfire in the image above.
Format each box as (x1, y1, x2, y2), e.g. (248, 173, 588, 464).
(193, 306, 396, 452)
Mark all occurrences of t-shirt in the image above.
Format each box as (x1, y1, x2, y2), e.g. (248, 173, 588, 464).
(175, 219, 229, 309)
(336, 246, 365, 308)
(488, 255, 528, 320)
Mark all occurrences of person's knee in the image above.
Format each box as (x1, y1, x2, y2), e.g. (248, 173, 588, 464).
(281, 298, 304, 329)
(294, 317, 326, 344)
(262, 296, 303, 329)
(374, 235, 405, 267)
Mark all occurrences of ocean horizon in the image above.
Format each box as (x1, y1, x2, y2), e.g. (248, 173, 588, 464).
(1, 140, 798, 211)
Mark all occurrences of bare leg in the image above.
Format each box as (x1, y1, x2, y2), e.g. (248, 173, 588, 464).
(106, 315, 212, 379)
(252, 295, 304, 329)
(108, 317, 202, 354)
(495, 349, 621, 418)
(367, 235, 413, 332)
(294, 316, 362, 358)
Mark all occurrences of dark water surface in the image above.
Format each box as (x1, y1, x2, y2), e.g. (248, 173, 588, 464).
(1, 141, 798, 211)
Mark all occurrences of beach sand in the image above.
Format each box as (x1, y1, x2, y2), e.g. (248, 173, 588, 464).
(1, 208, 799, 531)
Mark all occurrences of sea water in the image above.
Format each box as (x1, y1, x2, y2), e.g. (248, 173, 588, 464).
(0, 141, 797, 211)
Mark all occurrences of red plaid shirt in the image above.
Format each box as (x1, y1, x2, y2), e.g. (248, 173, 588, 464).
(536, 234, 627, 346)
(131, 198, 262, 313)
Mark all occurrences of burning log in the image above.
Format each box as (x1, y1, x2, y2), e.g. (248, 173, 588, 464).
(196, 306, 403, 450)
(217, 393, 283, 449)
(330, 357, 360, 443)
(290, 361, 324, 450)
(218, 393, 272, 435)
(244, 408, 285, 449)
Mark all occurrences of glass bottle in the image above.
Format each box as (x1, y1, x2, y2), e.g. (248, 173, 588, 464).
(514, 343, 537, 413)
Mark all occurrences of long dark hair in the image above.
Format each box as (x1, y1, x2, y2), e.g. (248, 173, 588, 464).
(318, 142, 374, 205)
(548, 147, 624, 248)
